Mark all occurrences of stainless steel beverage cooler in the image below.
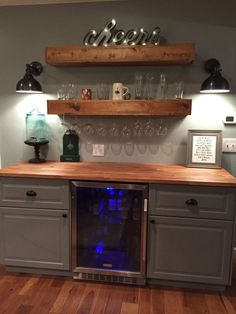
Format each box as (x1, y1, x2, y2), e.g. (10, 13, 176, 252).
(71, 181, 148, 285)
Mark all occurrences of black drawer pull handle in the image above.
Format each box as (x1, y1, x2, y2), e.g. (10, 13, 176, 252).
(185, 198, 198, 206)
(150, 220, 155, 224)
(62, 214, 67, 218)
(26, 190, 37, 197)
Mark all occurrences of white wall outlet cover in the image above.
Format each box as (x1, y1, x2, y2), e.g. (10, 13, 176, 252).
(223, 115, 236, 124)
(92, 144, 105, 156)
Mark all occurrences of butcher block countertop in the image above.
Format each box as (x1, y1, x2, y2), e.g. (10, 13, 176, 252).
(0, 161, 236, 187)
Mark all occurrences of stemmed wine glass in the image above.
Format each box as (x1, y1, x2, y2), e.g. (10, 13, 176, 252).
(156, 119, 168, 136)
(144, 120, 155, 137)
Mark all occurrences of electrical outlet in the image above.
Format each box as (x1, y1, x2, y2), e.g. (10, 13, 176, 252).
(222, 138, 236, 152)
(92, 144, 105, 156)
(223, 115, 236, 124)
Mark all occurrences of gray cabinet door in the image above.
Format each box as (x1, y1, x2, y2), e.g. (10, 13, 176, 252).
(0, 207, 70, 270)
(147, 216, 233, 285)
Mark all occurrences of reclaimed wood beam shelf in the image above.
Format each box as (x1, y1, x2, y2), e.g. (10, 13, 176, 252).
(47, 99, 192, 116)
(45, 43, 195, 66)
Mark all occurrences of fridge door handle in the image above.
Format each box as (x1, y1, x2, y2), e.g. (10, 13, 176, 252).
(144, 198, 148, 212)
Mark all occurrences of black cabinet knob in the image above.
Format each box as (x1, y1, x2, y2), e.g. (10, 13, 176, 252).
(150, 220, 155, 224)
(26, 190, 37, 197)
(62, 214, 67, 218)
(185, 198, 198, 206)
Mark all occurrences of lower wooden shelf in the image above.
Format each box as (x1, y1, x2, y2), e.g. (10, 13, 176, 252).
(47, 99, 192, 116)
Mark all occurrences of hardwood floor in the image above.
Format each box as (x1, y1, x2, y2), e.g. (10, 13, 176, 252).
(1, 264, 236, 314)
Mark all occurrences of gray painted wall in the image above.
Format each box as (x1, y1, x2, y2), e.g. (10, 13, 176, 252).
(0, 1, 236, 177)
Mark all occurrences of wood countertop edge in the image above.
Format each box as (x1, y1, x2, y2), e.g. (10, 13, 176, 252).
(0, 172, 235, 187)
(0, 161, 236, 187)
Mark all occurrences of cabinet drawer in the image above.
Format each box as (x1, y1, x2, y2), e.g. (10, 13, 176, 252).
(0, 177, 69, 209)
(149, 184, 236, 220)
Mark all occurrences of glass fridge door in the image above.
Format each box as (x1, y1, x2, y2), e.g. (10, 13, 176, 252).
(71, 181, 148, 278)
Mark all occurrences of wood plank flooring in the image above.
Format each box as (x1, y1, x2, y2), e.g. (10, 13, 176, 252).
(1, 264, 236, 314)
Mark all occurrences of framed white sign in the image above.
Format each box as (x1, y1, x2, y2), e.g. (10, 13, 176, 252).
(186, 130, 222, 168)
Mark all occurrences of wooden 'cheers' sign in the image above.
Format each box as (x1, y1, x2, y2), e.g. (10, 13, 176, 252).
(83, 19, 161, 47)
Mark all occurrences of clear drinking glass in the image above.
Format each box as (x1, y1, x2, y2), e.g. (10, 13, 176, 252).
(157, 73, 166, 99)
(97, 83, 109, 100)
(137, 143, 147, 154)
(121, 122, 132, 139)
(156, 119, 168, 136)
(109, 123, 120, 137)
(57, 84, 67, 100)
(144, 121, 155, 137)
(82, 123, 95, 138)
(175, 81, 184, 99)
(133, 120, 143, 137)
(134, 72, 144, 99)
(124, 142, 134, 156)
(96, 125, 107, 137)
(149, 143, 159, 154)
(111, 143, 122, 155)
(67, 83, 78, 99)
(144, 72, 155, 99)
(85, 141, 93, 153)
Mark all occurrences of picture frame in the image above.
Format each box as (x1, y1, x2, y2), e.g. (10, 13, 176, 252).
(186, 130, 222, 168)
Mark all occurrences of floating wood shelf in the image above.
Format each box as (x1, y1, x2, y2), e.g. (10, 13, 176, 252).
(47, 99, 192, 116)
(45, 43, 195, 66)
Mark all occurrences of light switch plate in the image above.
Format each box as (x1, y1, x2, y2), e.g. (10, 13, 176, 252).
(222, 138, 236, 152)
(92, 144, 105, 156)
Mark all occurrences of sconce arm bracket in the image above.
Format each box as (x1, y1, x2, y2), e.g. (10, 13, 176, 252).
(204, 58, 221, 74)
(26, 61, 43, 76)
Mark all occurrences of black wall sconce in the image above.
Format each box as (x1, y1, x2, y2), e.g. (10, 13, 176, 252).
(16, 61, 43, 93)
(200, 58, 230, 94)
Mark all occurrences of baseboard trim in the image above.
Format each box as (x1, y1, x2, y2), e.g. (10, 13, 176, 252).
(6, 266, 72, 277)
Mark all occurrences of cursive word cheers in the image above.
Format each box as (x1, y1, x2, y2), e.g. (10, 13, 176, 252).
(83, 19, 161, 47)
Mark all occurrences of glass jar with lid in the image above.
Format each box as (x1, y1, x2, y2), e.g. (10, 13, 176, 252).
(25, 109, 48, 143)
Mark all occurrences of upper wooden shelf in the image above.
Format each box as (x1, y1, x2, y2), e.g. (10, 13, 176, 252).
(45, 43, 195, 66)
(47, 99, 192, 116)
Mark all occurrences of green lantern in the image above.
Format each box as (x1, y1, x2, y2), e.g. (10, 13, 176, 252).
(60, 129, 80, 162)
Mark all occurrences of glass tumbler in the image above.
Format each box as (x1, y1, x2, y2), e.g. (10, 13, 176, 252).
(144, 72, 155, 99)
(157, 73, 166, 99)
(57, 84, 67, 100)
(134, 72, 144, 99)
(175, 81, 184, 99)
(97, 83, 109, 100)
